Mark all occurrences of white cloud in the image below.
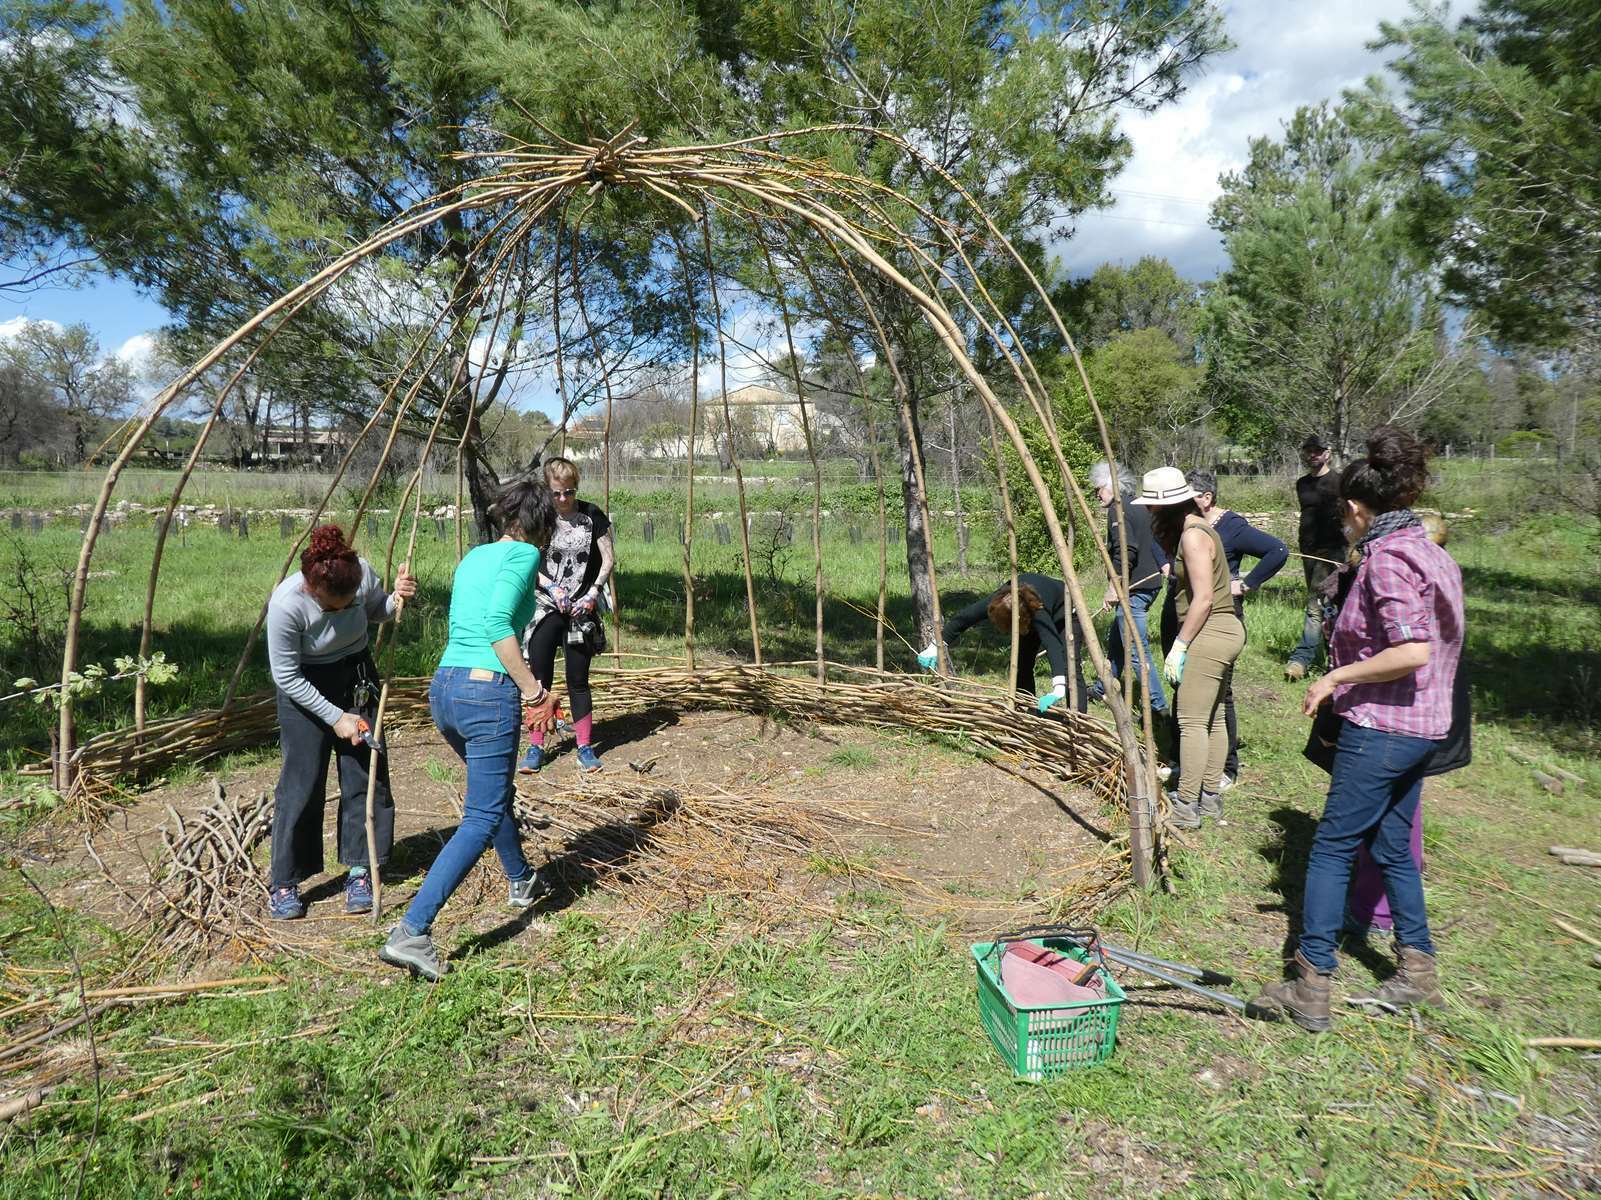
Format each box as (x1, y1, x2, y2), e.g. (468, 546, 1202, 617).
(0, 315, 63, 342)
(114, 331, 159, 370)
(1053, 0, 1477, 281)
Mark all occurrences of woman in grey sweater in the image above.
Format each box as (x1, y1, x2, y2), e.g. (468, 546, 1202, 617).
(264, 524, 415, 920)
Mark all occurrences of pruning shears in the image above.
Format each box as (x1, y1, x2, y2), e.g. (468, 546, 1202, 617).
(355, 717, 385, 756)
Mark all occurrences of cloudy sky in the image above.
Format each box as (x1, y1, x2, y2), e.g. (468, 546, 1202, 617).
(1, 0, 1465, 416)
(1055, 0, 1460, 280)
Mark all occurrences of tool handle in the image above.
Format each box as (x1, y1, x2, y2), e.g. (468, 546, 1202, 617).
(1099, 949, 1247, 1012)
(1100, 942, 1232, 984)
(987, 924, 1105, 966)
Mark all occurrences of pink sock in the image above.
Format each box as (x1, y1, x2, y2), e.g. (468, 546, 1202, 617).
(529, 728, 546, 749)
(574, 714, 593, 746)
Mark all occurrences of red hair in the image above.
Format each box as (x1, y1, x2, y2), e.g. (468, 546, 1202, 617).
(301, 525, 362, 597)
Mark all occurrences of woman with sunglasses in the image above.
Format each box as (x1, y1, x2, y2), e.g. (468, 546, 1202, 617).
(265, 524, 415, 920)
(520, 456, 615, 774)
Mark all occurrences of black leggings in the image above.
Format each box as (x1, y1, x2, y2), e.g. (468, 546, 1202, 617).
(525, 612, 595, 722)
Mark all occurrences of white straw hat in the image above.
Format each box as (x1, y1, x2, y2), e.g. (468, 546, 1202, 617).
(1130, 466, 1197, 506)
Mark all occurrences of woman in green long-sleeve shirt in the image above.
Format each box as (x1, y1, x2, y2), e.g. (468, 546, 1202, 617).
(379, 474, 559, 981)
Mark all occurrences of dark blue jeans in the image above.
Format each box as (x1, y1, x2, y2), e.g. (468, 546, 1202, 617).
(1299, 719, 1438, 972)
(402, 667, 534, 934)
(1101, 588, 1167, 713)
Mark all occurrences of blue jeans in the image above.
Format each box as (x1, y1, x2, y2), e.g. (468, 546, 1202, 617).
(1299, 720, 1437, 972)
(1288, 556, 1338, 668)
(1101, 589, 1167, 712)
(403, 667, 533, 934)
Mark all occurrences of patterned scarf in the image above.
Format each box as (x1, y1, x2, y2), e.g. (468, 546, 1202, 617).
(1354, 507, 1421, 558)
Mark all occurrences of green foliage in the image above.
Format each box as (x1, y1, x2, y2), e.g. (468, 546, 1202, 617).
(1202, 103, 1469, 458)
(8, 651, 179, 710)
(997, 366, 1100, 576)
(1073, 327, 1202, 463)
(1061, 255, 1202, 357)
(1359, 1, 1601, 349)
(1495, 429, 1556, 458)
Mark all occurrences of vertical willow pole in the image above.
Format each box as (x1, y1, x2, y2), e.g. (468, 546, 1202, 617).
(700, 212, 762, 665)
(568, 222, 624, 664)
(759, 237, 825, 684)
(984, 404, 1021, 703)
(670, 229, 698, 669)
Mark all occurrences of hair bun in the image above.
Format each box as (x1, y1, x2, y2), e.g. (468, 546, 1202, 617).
(305, 524, 352, 562)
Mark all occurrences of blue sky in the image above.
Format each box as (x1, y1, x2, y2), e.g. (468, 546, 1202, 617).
(2, 0, 1468, 415)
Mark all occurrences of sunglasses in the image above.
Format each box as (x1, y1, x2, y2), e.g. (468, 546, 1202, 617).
(552, 488, 577, 498)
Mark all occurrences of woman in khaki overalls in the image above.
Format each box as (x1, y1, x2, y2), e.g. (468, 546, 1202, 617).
(1133, 467, 1245, 829)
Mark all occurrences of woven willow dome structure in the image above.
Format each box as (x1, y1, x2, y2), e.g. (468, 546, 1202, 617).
(52, 126, 1165, 885)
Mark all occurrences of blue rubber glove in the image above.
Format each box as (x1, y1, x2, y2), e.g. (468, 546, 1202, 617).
(1036, 675, 1068, 714)
(1164, 640, 1188, 687)
(916, 643, 938, 671)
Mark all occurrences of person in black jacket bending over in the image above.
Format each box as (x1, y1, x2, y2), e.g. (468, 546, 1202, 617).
(916, 574, 1088, 714)
(1160, 470, 1289, 790)
(1086, 461, 1169, 718)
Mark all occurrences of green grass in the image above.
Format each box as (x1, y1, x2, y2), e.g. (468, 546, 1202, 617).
(2, 467, 1598, 1197)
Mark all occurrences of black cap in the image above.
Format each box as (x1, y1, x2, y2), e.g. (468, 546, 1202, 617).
(1300, 434, 1330, 453)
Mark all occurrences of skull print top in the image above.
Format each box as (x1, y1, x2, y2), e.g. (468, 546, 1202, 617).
(534, 499, 611, 623)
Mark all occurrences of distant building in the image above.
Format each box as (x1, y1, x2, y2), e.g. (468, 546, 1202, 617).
(701, 384, 838, 455)
(262, 426, 349, 465)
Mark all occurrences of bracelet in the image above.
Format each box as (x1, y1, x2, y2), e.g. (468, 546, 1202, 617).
(520, 688, 547, 705)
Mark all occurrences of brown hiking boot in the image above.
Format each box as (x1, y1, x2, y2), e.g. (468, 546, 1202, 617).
(1284, 661, 1307, 682)
(1247, 950, 1332, 1032)
(1348, 945, 1443, 1010)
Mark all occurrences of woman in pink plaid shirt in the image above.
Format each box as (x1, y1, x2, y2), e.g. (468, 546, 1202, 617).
(1251, 427, 1464, 1033)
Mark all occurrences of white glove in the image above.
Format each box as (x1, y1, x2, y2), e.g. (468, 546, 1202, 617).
(916, 642, 938, 670)
(1164, 639, 1188, 687)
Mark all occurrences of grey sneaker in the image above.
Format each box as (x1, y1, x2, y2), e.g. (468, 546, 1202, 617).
(1167, 791, 1202, 830)
(1216, 773, 1235, 793)
(508, 870, 551, 910)
(1198, 790, 1224, 823)
(379, 923, 446, 981)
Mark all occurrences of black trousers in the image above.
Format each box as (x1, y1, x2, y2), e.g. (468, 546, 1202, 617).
(1161, 591, 1243, 776)
(1015, 627, 1089, 713)
(269, 650, 394, 889)
(525, 611, 596, 722)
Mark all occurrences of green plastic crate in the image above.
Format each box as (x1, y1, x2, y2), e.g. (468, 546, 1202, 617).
(970, 938, 1125, 1078)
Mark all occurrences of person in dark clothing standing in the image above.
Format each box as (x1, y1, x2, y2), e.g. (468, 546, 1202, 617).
(917, 573, 1088, 713)
(1286, 435, 1347, 680)
(1086, 461, 1168, 717)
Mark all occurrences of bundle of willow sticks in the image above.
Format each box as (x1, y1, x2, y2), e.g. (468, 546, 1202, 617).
(121, 781, 287, 970)
(39, 663, 1131, 812)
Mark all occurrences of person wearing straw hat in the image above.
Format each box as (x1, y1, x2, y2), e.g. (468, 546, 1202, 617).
(1133, 467, 1245, 829)
(265, 524, 416, 921)
(379, 473, 559, 982)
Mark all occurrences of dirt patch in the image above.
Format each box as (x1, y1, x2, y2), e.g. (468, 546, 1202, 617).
(33, 708, 1118, 965)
